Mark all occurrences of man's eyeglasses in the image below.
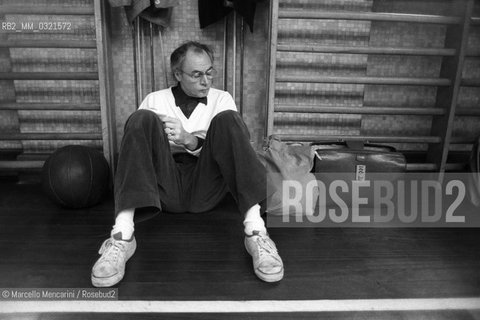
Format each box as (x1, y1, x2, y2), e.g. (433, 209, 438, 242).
(179, 67, 217, 81)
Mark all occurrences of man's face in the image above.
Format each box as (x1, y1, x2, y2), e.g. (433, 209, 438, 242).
(175, 49, 213, 98)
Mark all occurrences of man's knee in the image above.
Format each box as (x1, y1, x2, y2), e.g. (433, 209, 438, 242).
(125, 109, 162, 130)
(211, 110, 245, 129)
(209, 110, 250, 140)
(212, 110, 241, 122)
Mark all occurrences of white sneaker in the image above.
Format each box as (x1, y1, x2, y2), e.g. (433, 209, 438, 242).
(91, 236, 137, 287)
(245, 231, 284, 282)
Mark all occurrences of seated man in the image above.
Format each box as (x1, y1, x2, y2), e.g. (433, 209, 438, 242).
(91, 41, 284, 287)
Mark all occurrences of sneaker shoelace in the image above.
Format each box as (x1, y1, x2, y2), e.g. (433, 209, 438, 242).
(255, 234, 278, 259)
(98, 239, 125, 264)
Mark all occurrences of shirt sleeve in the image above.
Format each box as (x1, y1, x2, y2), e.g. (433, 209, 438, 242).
(138, 93, 151, 110)
(216, 91, 238, 113)
(138, 92, 169, 116)
(193, 137, 204, 151)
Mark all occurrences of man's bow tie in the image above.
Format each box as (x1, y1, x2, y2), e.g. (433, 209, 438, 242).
(190, 96, 207, 105)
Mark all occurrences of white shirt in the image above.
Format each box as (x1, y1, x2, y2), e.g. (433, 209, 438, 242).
(138, 86, 238, 156)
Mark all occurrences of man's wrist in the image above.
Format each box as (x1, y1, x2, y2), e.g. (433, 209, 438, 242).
(184, 133, 198, 151)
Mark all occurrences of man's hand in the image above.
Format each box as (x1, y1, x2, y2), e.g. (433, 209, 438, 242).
(162, 116, 198, 150)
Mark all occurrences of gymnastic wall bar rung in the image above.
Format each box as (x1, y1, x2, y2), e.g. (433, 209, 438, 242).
(0, 40, 97, 48)
(276, 75, 451, 86)
(0, 72, 98, 80)
(470, 16, 480, 25)
(455, 108, 480, 116)
(466, 50, 480, 57)
(275, 105, 444, 115)
(0, 161, 44, 170)
(277, 134, 441, 144)
(446, 163, 467, 171)
(278, 10, 462, 24)
(0, 133, 103, 140)
(274, 106, 480, 117)
(449, 137, 477, 144)
(0, 5, 94, 15)
(278, 136, 475, 144)
(406, 163, 437, 171)
(461, 79, 480, 87)
(407, 163, 465, 171)
(277, 44, 456, 56)
(0, 103, 101, 111)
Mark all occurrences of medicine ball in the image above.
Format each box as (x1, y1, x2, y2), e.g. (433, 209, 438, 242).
(42, 145, 110, 209)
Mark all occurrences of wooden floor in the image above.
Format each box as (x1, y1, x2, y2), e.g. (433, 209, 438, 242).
(0, 180, 480, 319)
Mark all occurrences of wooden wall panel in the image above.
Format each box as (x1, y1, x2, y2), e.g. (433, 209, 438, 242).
(266, 0, 480, 171)
(0, 0, 103, 174)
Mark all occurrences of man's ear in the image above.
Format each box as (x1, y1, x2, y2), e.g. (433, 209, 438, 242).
(173, 70, 182, 82)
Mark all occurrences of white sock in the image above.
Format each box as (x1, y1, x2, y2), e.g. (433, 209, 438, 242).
(112, 208, 135, 240)
(243, 204, 266, 235)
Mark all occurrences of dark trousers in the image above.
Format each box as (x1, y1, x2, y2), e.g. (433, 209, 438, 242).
(114, 109, 267, 222)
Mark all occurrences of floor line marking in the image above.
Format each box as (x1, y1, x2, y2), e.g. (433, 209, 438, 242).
(1, 298, 480, 313)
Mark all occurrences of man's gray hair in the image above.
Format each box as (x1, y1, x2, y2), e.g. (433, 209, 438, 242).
(170, 41, 214, 77)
